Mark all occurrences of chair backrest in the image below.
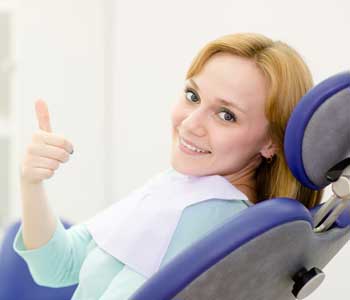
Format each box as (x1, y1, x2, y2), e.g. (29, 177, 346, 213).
(0, 220, 77, 300)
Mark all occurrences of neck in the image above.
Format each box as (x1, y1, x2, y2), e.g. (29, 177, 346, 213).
(224, 155, 262, 203)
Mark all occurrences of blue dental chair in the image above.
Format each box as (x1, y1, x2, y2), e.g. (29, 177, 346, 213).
(129, 71, 350, 300)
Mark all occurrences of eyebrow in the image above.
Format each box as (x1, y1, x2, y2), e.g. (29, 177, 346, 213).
(187, 78, 246, 114)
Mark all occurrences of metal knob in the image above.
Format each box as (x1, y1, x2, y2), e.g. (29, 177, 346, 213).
(292, 267, 325, 299)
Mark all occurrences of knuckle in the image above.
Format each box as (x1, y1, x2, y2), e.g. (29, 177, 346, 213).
(61, 139, 72, 153)
(63, 155, 70, 163)
(27, 144, 36, 155)
(46, 170, 54, 178)
(62, 139, 68, 148)
(51, 160, 60, 170)
(58, 138, 66, 148)
(59, 149, 68, 162)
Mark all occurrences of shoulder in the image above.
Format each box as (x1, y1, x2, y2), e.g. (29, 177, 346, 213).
(183, 198, 249, 219)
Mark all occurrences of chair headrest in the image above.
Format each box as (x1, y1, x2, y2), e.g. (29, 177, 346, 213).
(284, 71, 350, 190)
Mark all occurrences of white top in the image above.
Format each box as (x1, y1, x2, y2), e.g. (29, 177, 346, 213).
(84, 167, 248, 278)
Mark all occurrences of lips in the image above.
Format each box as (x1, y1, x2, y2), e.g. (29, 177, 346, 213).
(181, 136, 211, 153)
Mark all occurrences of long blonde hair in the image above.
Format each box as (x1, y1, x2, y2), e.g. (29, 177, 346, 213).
(186, 33, 323, 208)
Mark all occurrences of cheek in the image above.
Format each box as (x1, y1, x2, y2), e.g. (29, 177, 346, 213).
(170, 101, 187, 130)
(212, 130, 258, 155)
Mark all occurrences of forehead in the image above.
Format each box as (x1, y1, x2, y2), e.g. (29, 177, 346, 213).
(192, 53, 268, 112)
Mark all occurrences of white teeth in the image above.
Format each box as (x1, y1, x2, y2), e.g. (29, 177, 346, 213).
(180, 138, 209, 153)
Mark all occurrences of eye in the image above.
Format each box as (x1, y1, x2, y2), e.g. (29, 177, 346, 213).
(184, 88, 199, 103)
(218, 109, 237, 122)
(183, 87, 237, 123)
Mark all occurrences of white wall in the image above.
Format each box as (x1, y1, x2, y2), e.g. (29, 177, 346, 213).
(112, 0, 350, 299)
(12, 0, 112, 224)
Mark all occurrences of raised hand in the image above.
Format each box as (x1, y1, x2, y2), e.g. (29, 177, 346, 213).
(20, 99, 74, 184)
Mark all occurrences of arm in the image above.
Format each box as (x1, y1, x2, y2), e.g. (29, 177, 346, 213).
(20, 181, 58, 250)
(20, 100, 74, 250)
(13, 217, 92, 287)
(15, 99, 81, 287)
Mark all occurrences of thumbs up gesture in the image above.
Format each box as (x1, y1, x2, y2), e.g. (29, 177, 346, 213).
(20, 100, 74, 184)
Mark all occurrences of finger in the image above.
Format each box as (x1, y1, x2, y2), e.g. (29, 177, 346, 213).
(35, 99, 52, 132)
(27, 144, 70, 163)
(33, 130, 74, 154)
(31, 167, 55, 180)
(25, 155, 60, 171)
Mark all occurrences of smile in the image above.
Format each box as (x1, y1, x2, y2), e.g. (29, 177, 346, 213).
(179, 137, 211, 154)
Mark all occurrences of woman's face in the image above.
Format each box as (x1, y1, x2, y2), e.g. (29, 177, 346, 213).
(170, 52, 273, 177)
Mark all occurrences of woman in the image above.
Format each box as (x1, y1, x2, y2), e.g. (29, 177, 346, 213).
(14, 33, 323, 299)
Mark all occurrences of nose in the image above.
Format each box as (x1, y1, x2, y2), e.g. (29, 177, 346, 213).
(181, 108, 207, 137)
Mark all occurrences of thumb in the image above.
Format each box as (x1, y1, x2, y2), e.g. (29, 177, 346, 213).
(35, 99, 52, 132)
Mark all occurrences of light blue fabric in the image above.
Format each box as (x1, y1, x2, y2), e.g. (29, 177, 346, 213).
(13, 198, 248, 300)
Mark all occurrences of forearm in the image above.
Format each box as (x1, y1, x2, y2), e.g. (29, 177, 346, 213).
(14, 210, 92, 287)
(20, 178, 58, 250)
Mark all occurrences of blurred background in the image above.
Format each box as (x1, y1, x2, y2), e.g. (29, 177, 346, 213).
(0, 0, 349, 298)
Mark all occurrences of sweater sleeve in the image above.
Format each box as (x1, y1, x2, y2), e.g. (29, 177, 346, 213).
(12, 216, 92, 288)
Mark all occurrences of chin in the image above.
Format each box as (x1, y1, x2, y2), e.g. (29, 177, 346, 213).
(170, 140, 208, 176)
(170, 160, 210, 177)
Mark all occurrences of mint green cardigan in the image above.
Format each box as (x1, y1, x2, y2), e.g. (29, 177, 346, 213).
(13, 199, 248, 300)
